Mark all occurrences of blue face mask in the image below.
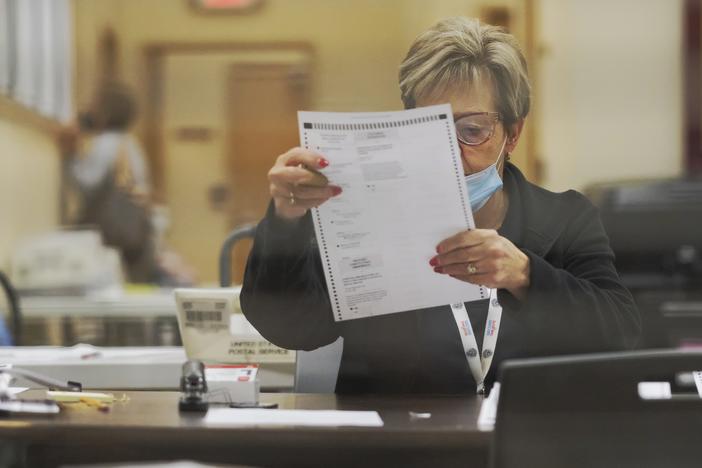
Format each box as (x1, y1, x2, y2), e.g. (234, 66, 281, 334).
(464, 136, 507, 212)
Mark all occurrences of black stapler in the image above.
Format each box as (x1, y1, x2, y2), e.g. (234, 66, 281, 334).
(179, 360, 209, 412)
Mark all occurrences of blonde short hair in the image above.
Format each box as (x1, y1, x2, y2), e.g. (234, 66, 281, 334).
(399, 17, 530, 127)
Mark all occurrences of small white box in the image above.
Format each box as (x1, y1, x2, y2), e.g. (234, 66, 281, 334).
(205, 364, 259, 404)
(174, 288, 296, 365)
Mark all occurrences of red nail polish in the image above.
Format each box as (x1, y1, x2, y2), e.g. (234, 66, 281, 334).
(318, 158, 329, 168)
(433, 266, 443, 273)
(429, 257, 438, 267)
(331, 186, 342, 196)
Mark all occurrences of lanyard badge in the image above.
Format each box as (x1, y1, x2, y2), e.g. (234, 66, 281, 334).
(450, 288, 503, 394)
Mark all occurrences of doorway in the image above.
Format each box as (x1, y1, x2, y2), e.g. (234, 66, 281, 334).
(145, 44, 313, 284)
(226, 62, 310, 283)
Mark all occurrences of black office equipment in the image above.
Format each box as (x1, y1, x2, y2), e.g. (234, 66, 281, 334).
(179, 360, 208, 412)
(0, 270, 21, 345)
(587, 178, 702, 347)
(492, 350, 702, 468)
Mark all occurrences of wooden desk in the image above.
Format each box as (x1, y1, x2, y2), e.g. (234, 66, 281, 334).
(1, 391, 491, 468)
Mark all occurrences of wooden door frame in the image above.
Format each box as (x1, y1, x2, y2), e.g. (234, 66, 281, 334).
(141, 41, 316, 202)
(684, 0, 702, 175)
(523, 0, 541, 184)
(480, 0, 541, 184)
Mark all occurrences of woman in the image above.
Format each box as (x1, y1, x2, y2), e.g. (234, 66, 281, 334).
(241, 17, 640, 394)
(59, 81, 196, 286)
(58, 81, 157, 283)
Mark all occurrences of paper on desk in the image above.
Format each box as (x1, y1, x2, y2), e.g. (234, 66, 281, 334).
(477, 382, 500, 432)
(299, 104, 488, 322)
(205, 409, 384, 427)
(0, 344, 185, 364)
(0, 343, 97, 363)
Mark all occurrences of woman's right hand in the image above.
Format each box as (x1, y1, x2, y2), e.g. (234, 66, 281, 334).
(268, 147, 342, 220)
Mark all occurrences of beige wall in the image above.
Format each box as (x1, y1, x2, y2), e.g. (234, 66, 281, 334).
(537, 0, 683, 192)
(73, 0, 533, 112)
(72, 0, 125, 109)
(0, 102, 61, 270)
(77, 0, 475, 112)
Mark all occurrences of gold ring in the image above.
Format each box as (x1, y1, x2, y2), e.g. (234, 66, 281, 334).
(467, 263, 477, 274)
(289, 192, 295, 205)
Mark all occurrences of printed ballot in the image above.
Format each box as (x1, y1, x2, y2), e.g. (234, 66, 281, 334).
(299, 104, 488, 322)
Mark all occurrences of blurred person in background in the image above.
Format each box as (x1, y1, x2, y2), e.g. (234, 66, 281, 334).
(241, 17, 641, 394)
(0, 271, 17, 345)
(57, 81, 195, 286)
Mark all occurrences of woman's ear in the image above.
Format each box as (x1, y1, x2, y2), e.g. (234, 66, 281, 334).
(505, 119, 525, 154)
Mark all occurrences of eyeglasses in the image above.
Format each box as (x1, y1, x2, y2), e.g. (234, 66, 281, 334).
(454, 112, 501, 146)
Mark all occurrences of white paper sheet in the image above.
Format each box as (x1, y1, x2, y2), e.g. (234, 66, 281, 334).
(637, 381, 672, 400)
(0, 344, 184, 363)
(692, 371, 702, 397)
(205, 409, 384, 427)
(298, 104, 488, 321)
(299, 104, 488, 321)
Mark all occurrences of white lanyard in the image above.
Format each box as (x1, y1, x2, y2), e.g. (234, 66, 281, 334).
(450, 288, 503, 394)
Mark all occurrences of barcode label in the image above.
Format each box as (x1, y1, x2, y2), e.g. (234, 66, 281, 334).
(181, 299, 229, 331)
(186, 310, 222, 322)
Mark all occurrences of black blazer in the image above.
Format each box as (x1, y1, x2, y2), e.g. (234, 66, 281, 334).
(241, 163, 641, 394)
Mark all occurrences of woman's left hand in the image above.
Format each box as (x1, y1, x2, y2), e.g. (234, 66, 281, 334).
(430, 229, 530, 300)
